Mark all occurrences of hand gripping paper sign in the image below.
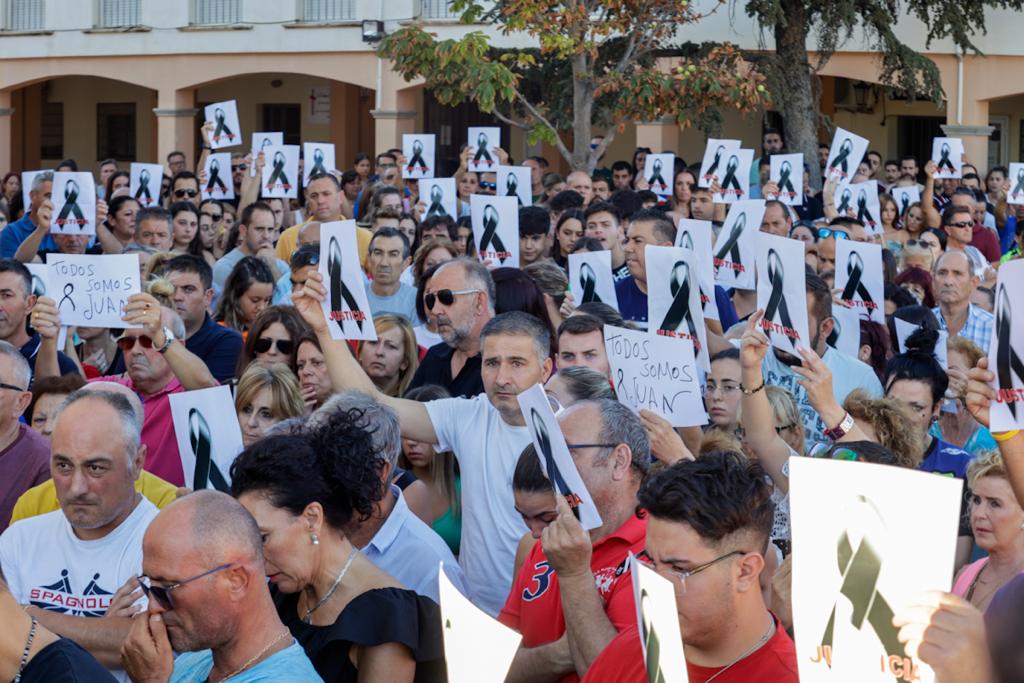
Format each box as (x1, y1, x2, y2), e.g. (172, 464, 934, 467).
(202, 153, 234, 201)
(204, 100, 240, 150)
(467, 127, 501, 173)
(632, 557, 689, 683)
(604, 325, 707, 428)
(51, 172, 96, 235)
(319, 220, 377, 342)
(769, 153, 805, 206)
(169, 386, 244, 493)
(835, 240, 885, 326)
(403, 134, 436, 180)
(711, 149, 753, 204)
(646, 245, 709, 371)
(568, 251, 619, 311)
(262, 145, 300, 199)
(471, 195, 519, 267)
(697, 139, 741, 188)
(824, 128, 869, 183)
(789, 457, 962, 683)
(439, 562, 521, 683)
(675, 220, 719, 322)
(497, 165, 532, 207)
(988, 259, 1024, 432)
(931, 137, 963, 180)
(129, 163, 163, 207)
(25, 263, 67, 349)
(516, 383, 603, 530)
(303, 142, 336, 187)
(712, 200, 764, 291)
(643, 154, 675, 198)
(756, 233, 810, 356)
(419, 177, 458, 221)
(45, 253, 142, 329)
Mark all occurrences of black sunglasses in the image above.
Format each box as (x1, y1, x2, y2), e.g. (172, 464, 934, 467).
(478, 181, 496, 190)
(254, 337, 294, 355)
(231, 164, 247, 172)
(116, 334, 155, 351)
(424, 288, 481, 310)
(174, 189, 199, 198)
(137, 563, 234, 611)
(817, 227, 849, 240)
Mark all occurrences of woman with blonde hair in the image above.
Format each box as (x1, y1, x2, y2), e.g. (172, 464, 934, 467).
(953, 450, 1024, 611)
(356, 314, 419, 398)
(841, 391, 926, 469)
(235, 362, 306, 447)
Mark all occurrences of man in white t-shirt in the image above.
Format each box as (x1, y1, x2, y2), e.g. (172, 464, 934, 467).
(0, 389, 158, 681)
(294, 274, 553, 616)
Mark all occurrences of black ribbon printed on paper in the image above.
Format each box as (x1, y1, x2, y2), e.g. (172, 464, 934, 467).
(647, 159, 668, 192)
(579, 262, 602, 304)
(831, 138, 853, 175)
(841, 251, 874, 309)
(714, 213, 745, 273)
(473, 132, 494, 167)
(764, 249, 796, 341)
(406, 140, 428, 174)
(530, 408, 580, 521)
(936, 142, 955, 173)
(135, 169, 153, 203)
(426, 184, 447, 218)
(189, 408, 228, 492)
(480, 204, 508, 263)
(719, 155, 742, 197)
(704, 145, 725, 182)
(206, 158, 228, 194)
(996, 284, 1024, 420)
(658, 261, 698, 346)
(266, 151, 290, 191)
(55, 179, 86, 228)
(778, 160, 797, 198)
(309, 147, 328, 177)
(328, 236, 365, 333)
(212, 107, 235, 143)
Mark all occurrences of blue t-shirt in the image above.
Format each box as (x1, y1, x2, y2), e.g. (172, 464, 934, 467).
(919, 437, 974, 479)
(614, 276, 648, 330)
(186, 313, 243, 383)
(170, 641, 323, 683)
(1, 214, 58, 258)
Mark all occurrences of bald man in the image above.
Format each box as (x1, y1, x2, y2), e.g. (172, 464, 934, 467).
(120, 491, 322, 682)
(566, 171, 594, 206)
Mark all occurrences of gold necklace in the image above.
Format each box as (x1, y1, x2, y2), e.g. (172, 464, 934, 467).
(212, 628, 290, 683)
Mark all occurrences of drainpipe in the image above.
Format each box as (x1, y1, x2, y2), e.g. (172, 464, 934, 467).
(956, 46, 963, 126)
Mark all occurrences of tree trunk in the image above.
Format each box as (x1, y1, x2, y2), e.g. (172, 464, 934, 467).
(773, 0, 822, 189)
(570, 52, 594, 172)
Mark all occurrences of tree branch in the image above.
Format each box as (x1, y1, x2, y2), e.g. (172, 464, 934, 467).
(491, 107, 532, 131)
(514, 91, 573, 162)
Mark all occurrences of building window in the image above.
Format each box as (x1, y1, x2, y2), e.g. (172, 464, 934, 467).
(193, 0, 240, 25)
(5, 0, 44, 31)
(40, 102, 63, 160)
(97, 103, 136, 161)
(262, 104, 301, 146)
(97, 0, 140, 27)
(301, 0, 352, 22)
(420, 0, 458, 19)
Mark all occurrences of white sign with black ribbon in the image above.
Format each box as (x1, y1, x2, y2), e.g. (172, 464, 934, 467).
(303, 142, 336, 186)
(987, 259, 1024, 432)
(467, 127, 501, 173)
(403, 134, 436, 180)
(319, 220, 377, 342)
(261, 144, 300, 199)
(129, 163, 163, 207)
(568, 250, 619, 311)
(418, 177, 458, 222)
(201, 153, 235, 201)
(470, 194, 519, 267)
(698, 138, 741, 188)
(756, 233, 811, 356)
(496, 165, 531, 207)
(712, 199, 764, 291)
(889, 186, 921, 219)
(51, 172, 96, 235)
(931, 137, 964, 180)
(204, 99, 241, 150)
(824, 127, 869, 184)
(169, 385, 244, 493)
(834, 240, 885, 325)
(646, 245, 709, 371)
(643, 153, 675, 198)
(768, 153, 804, 206)
(711, 148, 754, 204)
(250, 132, 283, 177)
(675, 219, 719, 322)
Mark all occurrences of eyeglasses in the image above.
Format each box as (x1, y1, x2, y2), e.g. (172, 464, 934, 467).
(478, 181, 496, 191)
(174, 189, 199, 198)
(253, 337, 295, 355)
(636, 549, 746, 591)
(116, 334, 156, 351)
(818, 228, 849, 240)
(137, 563, 235, 610)
(565, 443, 618, 451)
(201, 212, 223, 222)
(947, 221, 974, 229)
(0, 381, 26, 392)
(231, 164, 247, 172)
(424, 288, 481, 310)
(704, 382, 740, 396)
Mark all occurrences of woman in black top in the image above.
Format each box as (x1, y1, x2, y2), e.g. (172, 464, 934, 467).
(230, 408, 442, 683)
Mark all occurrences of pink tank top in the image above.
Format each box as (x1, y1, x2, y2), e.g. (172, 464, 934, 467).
(952, 558, 989, 598)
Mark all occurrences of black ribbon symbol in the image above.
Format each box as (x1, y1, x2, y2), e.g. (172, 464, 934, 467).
(764, 249, 795, 340)
(309, 147, 328, 177)
(1013, 169, 1024, 200)
(647, 159, 667, 192)
(836, 187, 852, 216)
(659, 261, 698, 345)
(266, 151, 290, 191)
(841, 250, 874, 308)
(328, 236, 364, 333)
(996, 284, 1024, 421)
(719, 155, 742, 197)
(579, 262, 602, 304)
(855, 189, 875, 228)
(704, 145, 724, 182)
(936, 142, 955, 173)
(189, 408, 228, 492)
(899, 192, 910, 217)
(530, 408, 579, 521)
(406, 140, 428, 174)
(30, 275, 45, 298)
(58, 283, 75, 312)
(640, 589, 667, 683)
(714, 213, 745, 274)
(56, 179, 86, 229)
(820, 496, 905, 673)
(425, 184, 448, 218)
(480, 204, 508, 263)
(135, 169, 153, 203)
(831, 138, 853, 175)
(777, 160, 796, 198)
(260, 138, 273, 152)
(212, 107, 235, 143)
(505, 173, 523, 205)
(206, 158, 227, 194)
(679, 231, 694, 252)
(473, 132, 494, 167)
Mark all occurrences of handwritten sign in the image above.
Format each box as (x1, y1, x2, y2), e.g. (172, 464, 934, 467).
(790, 457, 962, 683)
(604, 324, 706, 427)
(470, 194, 519, 267)
(169, 386, 243, 493)
(45, 254, 141, 329)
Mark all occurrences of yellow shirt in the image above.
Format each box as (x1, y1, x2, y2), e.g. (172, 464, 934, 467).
(276, 220, 373, 272)
(9, 469, 179, 524)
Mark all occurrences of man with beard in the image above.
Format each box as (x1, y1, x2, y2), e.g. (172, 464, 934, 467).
(120, 491, 321, 682)
(407, 258, 495, 397)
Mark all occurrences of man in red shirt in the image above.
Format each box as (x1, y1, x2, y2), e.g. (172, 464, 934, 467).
(583, 451, 799, 683)
(500, 399, 650, 683)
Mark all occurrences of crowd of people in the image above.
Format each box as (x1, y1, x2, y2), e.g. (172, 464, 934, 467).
(0, 120, 1022, 683)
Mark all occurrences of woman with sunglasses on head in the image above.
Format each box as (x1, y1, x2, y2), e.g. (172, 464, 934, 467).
(356, 315, 419, 399)
(230, 408, 442, 683)
(215, 256, 275, 336)
(237, 305, 310, 376)
(235, 362, 306, 448)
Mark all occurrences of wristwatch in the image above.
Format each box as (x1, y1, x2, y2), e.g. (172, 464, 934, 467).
(824, 412, 855, 441)
(156, 326, 176, 354)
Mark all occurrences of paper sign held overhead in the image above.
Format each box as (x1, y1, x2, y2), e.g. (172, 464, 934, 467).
(568, 251, 619, 312)
(261, 145, 300, 199)
(768, 153, 804, 206)
(889, 186, 920, 218)
(202, 153, 235, 201)
(418, 177, 458, 222)
(698, 139, 741, 188)
(169, 385, 244, 493)
(303, 142, 336, 187)
(712, 200, 764, 291)
(711, 148, 754, 204)
(497, 165, 531, 207)
(827, 302, 861, 358)
(319, 220, 377, 342)
(987, 259, 1024, 432)
(675, 219, 719, 322)
(834, 240, 885, 325)
(643, 153, 675, 198)
(403, 134, 436, 180)
(204, 99, 241, 150)
(824, 128, 869, 183)
(51, 172, 97, 235)
(129, 163, 163, 207)
(21, 170, 45, 214)
(46, 253, 142, 329)
(470, 194, 519, 267)
(931, 137, 963, 179)
(250, 132, 283, 176)
(756, 233, 811, 356)
(833, 181, 881, 235)
(467, 127, 501, 173)
(1009, 163, 1024, 206)
(645, 245, 709, 371)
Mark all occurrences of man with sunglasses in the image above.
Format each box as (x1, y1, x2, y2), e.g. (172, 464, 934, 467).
(815, 216, 867, 273)
(408, 258, 496, 398)
(121, 491, 321, 683)
(501, 400, 651, 682)
(582, 452, 798, 683)
(167, 171, 199, 207)
(1, 389, 159, 681)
